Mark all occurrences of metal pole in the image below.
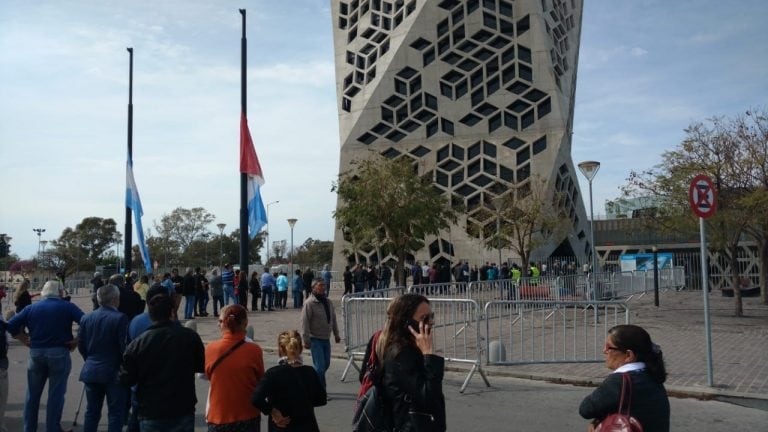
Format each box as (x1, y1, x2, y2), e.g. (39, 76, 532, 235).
(700, 217, 714, 386)
(238, 9, 249, 280)
(588, 179, 596, 276)
(124, 47, 134, 274)
(653, 246, 659, 306)
(496, 207, 501, 268)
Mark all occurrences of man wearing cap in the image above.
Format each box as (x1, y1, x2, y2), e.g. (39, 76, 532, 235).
(7, 280, 84, 432)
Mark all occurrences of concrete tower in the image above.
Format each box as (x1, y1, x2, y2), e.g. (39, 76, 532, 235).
(331, 0, 590, 270)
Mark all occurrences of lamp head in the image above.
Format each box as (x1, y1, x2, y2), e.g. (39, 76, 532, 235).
(577, 161, 601, 181)
(287, 218, 298, 229)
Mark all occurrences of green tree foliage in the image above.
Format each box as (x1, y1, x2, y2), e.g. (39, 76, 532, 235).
(484, 175, 570, 271)
(292, 238, 334, 267)
(333, 157, 457, 286)
(624, 109, 768, 314)
(153, 207, 215, 254)
(47, 217, 120, 275)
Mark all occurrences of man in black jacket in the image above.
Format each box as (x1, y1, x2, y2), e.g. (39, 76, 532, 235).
(119, 293, 204, 431)
(109, 274, 143, 320)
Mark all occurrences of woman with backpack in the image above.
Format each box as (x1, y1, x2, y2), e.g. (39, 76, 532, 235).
(579, 324, 670, 431)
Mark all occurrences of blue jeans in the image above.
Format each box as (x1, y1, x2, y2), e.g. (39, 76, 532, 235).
(223, 284, 235, 305)
(139, 414, 194, 432)
(184, 295, 195, 319)
(292, 290, 302, 308)
(261, 288, 273, 310)
(25, 347, 71, 432)
(83, 381, 127, 432)
(310, 338, 331, 390)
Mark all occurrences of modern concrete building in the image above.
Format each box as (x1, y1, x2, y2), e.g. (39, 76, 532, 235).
(331, 0, 591, 269)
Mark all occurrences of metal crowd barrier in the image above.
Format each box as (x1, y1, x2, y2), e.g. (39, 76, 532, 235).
(340, 295, 490, 393)
(343, 286, 408, 299)
(484, 300, 630, 365)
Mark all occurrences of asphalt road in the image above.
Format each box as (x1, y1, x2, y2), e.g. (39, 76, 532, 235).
(4, 344, 766, 431)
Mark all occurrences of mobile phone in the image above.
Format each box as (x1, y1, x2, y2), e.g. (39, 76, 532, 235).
(405, 318, 420, 333)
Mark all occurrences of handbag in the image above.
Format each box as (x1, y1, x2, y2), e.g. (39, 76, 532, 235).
(352, 384, 392, 432)
(357, 331, 382, 399)
(595, 373, 643, 432)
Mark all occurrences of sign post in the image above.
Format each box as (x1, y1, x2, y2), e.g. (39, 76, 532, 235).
(688, 174, 716, 387)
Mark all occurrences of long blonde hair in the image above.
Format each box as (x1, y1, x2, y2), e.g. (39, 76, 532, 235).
(13, 279, 30, 303)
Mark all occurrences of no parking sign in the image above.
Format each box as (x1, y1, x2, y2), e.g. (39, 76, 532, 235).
(688, 174, 717, 219)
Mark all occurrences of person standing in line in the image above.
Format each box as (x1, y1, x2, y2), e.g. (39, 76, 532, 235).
(249, 271, 261, 312)
(237, 270, 249, 308)
(251, 330, 326, 432)
(260, 268, 275, 312)
(342, 266, 352, 295)
(77, 284, 130, 432)
(182, 268, 196, 320)
(221, 264, 236, 306)
(119, 293, 205, 431)
(205, 305, 264, 431)
(13, 278, 38, 313)
(90, 272, 104, 310)
(133, 275, 149, 305)
(110, 274, 143, 321)
(301, 267, 314, 300)
(276, 272, 289, 310)
(209, 269, 224, 317)
(300, 278, 340, 392)
(193, 267, 208, 317)
(321, 264, 332, 296)
(293, 269, 304, 309)
(7, 280, 84, 432)
(170, 268, 184, 318)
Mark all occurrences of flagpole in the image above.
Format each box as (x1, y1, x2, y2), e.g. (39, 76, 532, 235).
(239, 9, 249, 279)
(125, 47, 134, 274)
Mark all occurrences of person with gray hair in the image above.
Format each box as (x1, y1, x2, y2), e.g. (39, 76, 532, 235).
(300, 277, 340, 392)
(77, 284, 130, 432)
(7, 280, 84, 432)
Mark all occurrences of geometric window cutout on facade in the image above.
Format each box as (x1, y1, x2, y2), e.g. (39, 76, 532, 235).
(508, 99, 531, 113)
(517, 15, 530, 36)
(440, 159, 461, 172)
(452, 145, 464, 160)
(507, 80, 530, 94)
(524, 88, 547, 102)
(358, 132, 377, 145)
(451, 171, 464, 186)
(383, 94, 405, 108)
(483, 141, 497, 158)
(396, 66, 418, 80)
(436, 170, 449, 188)
(372, 122, 392, 135)
(411, 146, 431, 158)
(476, 102, 498, 116)
(467, 159, 481, 176)
(488, 112, 501, 132)
(517, 163, 530, 182)
(387, 129, 406, 142)
(456, 183, 477, 197)
(500, 165, 514, 182)
(521, 110, 535, 129)
(471, 174, 493, 188)
(468, 141, 481, 159)
(426, 119, 439, 137)
(437, 145, 450, 162)
(502, 137, 525, 150)
(381, 147, 401, 159)
(532, 135, 547, 155)
(441, 118, 455, 135)
(538, 97, 552, 118)
(471, 29, 494, 44)
(519, 64, 533, 82)
(517, 147, 530, 165)
(504, 112, 518, 130)
(423, 48, 436, 66)
(483, 158, 497, 175)
(410, 37, 432, 51)
(460, 113, 482, 126)
(518, 45, 532, 63)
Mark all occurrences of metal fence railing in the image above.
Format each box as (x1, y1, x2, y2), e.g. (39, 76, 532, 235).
(484, 300, 630, 365)
(340, 295, 490, 393)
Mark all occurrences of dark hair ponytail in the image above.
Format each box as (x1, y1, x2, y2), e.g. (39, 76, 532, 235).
(608, 324, 667, 383)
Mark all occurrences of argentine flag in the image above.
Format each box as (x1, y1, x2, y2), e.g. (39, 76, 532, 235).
(240, 113, 267, 238)
(126, 160, 152, 273)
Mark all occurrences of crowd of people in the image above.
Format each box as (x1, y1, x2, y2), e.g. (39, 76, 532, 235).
(0, 262, 671, 432)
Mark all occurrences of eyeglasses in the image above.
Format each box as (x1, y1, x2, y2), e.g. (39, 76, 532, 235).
(604, 344, 625, 352)
(419, 312, 435, 323)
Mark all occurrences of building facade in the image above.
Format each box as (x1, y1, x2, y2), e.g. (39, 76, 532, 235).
(331, 0, 591, 269)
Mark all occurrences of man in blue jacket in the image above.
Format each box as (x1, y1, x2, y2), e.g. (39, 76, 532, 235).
(7, 280, 84, 432)
(77, 284, 130, 432)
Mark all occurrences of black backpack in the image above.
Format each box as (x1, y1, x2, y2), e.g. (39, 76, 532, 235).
(352, 384, 393, 432)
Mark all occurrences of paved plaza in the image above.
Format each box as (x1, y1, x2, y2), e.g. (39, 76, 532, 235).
(2, 287, 766, 430)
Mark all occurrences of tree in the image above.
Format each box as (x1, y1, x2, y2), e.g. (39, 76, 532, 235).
(47, 217, 121, 275)
(292, 238, 334, 267)
(153, 207, 215, 254)
(333, 157, 457, 286)
(486, 175, 570, 271)
(624, 110, 768, 315)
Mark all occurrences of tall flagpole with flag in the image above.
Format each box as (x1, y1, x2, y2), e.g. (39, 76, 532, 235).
(239, 9, 268, 279)
(125, 47, 152, 274)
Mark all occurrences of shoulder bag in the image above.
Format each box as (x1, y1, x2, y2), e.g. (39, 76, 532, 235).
(209, 339, 246, 376)
(595, 373, 643, 432)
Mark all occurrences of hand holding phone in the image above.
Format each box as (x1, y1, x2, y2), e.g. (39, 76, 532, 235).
(405, 318, 433, 355)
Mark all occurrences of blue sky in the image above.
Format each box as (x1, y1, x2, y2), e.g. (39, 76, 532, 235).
(1, 0, 766, 260)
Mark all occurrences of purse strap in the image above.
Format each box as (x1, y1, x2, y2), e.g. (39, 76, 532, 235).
(617, 372, 633, 416)
(368, 330, 382, 368)
(209, 339, 246, 376)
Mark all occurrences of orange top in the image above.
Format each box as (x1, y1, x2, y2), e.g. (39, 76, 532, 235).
(205, 331, 264, 424)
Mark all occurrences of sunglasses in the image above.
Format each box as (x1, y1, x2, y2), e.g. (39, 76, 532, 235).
(419, 312, 435, 323)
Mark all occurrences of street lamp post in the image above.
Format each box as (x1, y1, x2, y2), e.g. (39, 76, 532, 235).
(578, 160, 601, 284)
(33, 228, 46, 255)
(216, 223, 226, 271)
(265, 200, 279, 264)
(287, 219, 297, 290)
(492, 198, 503, 268)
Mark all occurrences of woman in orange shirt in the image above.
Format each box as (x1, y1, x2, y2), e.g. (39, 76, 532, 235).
(205, 304, 264, 431)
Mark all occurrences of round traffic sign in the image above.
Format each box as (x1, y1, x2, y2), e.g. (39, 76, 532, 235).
(688, 174, 717, 218)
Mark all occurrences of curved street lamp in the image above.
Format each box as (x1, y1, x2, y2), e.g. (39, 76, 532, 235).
(287, 218, 297, 290)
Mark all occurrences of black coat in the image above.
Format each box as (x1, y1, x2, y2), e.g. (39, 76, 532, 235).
(579, 370, 670, 432)
(380, 345, 446, 432)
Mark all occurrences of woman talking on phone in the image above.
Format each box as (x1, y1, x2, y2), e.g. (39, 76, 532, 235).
(374, 293, 446, 431)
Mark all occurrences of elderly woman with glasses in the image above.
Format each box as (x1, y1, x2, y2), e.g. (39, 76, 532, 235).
(579, 324, 670, 432)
